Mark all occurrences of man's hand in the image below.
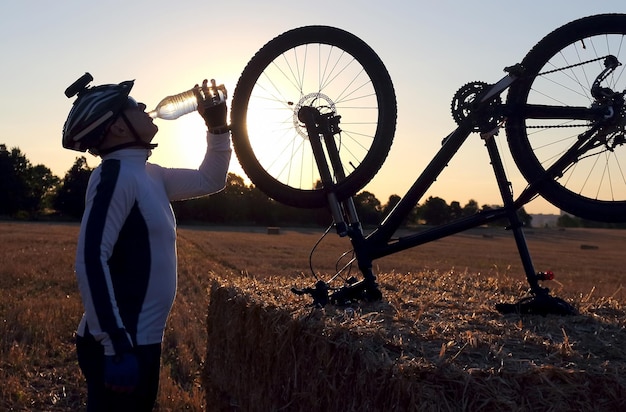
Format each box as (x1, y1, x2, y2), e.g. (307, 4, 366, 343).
(104, 352, 139, 393)
(194, 79, 228, 134)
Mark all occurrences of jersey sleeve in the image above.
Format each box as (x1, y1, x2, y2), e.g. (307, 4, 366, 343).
(152, 131, 232, 202)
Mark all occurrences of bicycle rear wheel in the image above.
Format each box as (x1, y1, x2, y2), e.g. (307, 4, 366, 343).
(506, 14, 626, 222)
(231, 26, 397, 208)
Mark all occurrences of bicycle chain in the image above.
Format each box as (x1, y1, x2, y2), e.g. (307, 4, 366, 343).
(529, 54, 613, 129)
(537, 55, 608, 76)
(526, 123, 588, 129)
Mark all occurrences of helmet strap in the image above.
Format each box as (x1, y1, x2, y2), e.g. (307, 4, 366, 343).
(120, 112, 158, 150)
(97, 141, 149, 156)
(97, 112, 157, 155)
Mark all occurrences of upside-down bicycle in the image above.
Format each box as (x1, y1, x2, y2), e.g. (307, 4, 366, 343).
(229, 14, 626, 314)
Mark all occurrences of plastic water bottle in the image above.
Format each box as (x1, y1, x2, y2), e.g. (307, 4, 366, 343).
(148, 79, 227, 120)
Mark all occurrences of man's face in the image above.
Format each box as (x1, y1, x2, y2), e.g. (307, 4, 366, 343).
(121, 97, 158, 143)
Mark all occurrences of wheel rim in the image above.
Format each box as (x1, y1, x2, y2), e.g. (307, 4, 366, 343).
(507, 17, 626, 219)
(242, 42, 382, 192)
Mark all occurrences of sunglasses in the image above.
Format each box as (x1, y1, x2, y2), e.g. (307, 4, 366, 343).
(125, 96, 140, 109)
(112, 97, 141, 124)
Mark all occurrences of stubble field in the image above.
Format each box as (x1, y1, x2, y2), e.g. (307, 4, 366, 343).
(1, 221, 625, 410)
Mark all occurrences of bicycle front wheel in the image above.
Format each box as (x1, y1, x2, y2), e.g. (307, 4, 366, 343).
(506, 14, 626, 222)
(231, 26, 397, 208)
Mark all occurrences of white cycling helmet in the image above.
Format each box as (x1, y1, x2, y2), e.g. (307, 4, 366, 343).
(62, 73, 134, 154)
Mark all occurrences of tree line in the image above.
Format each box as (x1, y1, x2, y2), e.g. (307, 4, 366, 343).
(2, 144, 623, 228)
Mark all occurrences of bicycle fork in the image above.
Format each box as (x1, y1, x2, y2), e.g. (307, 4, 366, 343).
(297, 106, 381, 303)
(298, 106, 362, 237)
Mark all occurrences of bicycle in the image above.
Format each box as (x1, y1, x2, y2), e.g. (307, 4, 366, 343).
(229, 14, 626, 315)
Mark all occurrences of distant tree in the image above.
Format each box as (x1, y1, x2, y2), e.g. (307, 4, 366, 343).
(517, 207, 532, 228)
(353, 190, 382, 225)
(420, 196, 450, 225)
(27, 164, 60, 211)
(225, 172, 247, 192)
(462, 199, 480, 217)
(0, 144, 58, 216)
(246, 185, 273, 224)
(0, 144, 29, 215)
(557, 214, 581, 227)
(480, 204, 504, 226)
(381, 194, 401, 216)
(173, 173, 332, 226)
(480, 203, 533, 227)
(53, 156, 93, 218)
(449, 200, 463, 220)
(380, 194, 418, 226)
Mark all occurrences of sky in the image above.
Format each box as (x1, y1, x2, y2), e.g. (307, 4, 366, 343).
(2, 0, 626, 215)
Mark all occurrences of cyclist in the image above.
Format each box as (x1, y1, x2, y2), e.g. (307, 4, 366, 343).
(62, 74, 231, 411)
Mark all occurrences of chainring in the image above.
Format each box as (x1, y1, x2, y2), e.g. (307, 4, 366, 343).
(451, 81, 502, 131)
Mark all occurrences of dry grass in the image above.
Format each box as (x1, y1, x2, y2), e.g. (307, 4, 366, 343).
(0, 222, 625, 411)
(180, 225, 626, 300)
(205, 271, 626, 411)
(0, 222, 222, 411)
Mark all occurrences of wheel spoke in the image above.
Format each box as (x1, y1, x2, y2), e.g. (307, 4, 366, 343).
(506, 14, 626, 221)
(231, 26, 396, 208)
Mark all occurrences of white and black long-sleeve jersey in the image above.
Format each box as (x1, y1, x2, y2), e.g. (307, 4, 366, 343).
(75, 132, 231, 356)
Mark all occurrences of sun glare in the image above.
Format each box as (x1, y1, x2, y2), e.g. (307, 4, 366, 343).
(151, 117, 208, 168)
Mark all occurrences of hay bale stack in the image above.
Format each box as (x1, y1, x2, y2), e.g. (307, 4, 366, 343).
(266, 227, 281, 235)
(204, 272, 626, 411)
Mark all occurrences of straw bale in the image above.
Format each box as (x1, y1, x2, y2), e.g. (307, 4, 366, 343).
(204, 271, 626, 411)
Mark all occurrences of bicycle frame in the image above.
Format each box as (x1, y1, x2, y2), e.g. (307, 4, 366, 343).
(291, 43, 626, 312)
(296, 67, 563, 307)
(231, 18, 626, 314)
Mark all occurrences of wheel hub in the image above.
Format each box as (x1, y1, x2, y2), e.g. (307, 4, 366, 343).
(293, 92, 337, 139)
